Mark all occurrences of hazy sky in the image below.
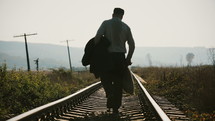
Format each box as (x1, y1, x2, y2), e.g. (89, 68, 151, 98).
(0, 0, 215, 47)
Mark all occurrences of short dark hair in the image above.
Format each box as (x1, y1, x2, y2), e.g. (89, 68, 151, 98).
(113, 8, 124, 15)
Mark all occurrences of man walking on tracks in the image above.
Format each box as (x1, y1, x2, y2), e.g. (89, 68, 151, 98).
(94, 8, 135, 114)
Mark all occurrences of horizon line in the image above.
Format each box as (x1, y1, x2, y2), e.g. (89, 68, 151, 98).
(0, 40, 213, 48)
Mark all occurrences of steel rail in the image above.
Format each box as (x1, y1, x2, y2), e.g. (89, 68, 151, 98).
(131, 71, 171, 121)
(8, 72, 172, 121)
(7, 81, 101, 121)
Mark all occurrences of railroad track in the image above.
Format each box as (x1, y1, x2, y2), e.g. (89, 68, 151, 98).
(8, 72, 189, 121)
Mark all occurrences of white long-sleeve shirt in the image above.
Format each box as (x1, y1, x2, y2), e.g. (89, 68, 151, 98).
(95, 17, 135, 53)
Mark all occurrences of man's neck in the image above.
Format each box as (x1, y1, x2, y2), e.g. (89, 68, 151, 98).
(112, 17, 122, 21)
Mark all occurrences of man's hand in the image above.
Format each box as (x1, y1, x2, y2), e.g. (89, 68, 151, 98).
(125, 58, 132, 66)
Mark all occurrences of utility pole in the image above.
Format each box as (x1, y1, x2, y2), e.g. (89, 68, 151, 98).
(67, 40, 72, 72)
(14, 33, 37, 71)
(61, 40, 73, 71)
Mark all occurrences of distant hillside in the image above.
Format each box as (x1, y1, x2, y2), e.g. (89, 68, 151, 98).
(0, 41, 84, 70)
(132, 47, 210, 67)
(0, 41, 211, 70)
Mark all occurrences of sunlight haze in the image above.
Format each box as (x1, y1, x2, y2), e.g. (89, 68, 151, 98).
(0, 0, 215, 47)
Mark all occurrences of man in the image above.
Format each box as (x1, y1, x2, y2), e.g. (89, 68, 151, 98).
(94, 8, 135, 114)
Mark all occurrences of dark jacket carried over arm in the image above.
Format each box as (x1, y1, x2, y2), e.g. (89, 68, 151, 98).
(82, 37, 110, 78)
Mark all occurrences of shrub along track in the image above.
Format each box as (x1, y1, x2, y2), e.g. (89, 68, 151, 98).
(8, 72, 189, 121)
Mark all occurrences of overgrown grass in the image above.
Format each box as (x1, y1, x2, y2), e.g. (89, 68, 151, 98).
(132, 65, 215, 120)
(0, 64, 97, 120)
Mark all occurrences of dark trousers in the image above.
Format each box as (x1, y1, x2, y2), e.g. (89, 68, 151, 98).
(100, 53, 125, 109)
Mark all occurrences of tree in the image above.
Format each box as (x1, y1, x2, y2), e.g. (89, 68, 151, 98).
(186, 53, 195, 66)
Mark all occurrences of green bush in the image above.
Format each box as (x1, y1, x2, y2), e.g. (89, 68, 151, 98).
(133, 65, 215, 120)
(0, 64, 97, 120)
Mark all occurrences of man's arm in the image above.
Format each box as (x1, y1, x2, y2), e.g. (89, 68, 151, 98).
(126, 28, 135, 65)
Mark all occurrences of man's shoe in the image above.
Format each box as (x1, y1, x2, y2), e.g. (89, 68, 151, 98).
(107, 108, 111, 112)
(113, 108, 119, 114)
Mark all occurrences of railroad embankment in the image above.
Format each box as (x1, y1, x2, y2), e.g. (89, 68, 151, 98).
(133, 65, 215, 120)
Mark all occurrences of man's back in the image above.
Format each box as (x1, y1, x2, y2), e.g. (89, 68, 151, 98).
(95, 18, 134, 53)
(102, 17, 132, 53)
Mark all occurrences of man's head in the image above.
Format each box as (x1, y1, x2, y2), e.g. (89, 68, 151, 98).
(113, 8, 124, 19)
